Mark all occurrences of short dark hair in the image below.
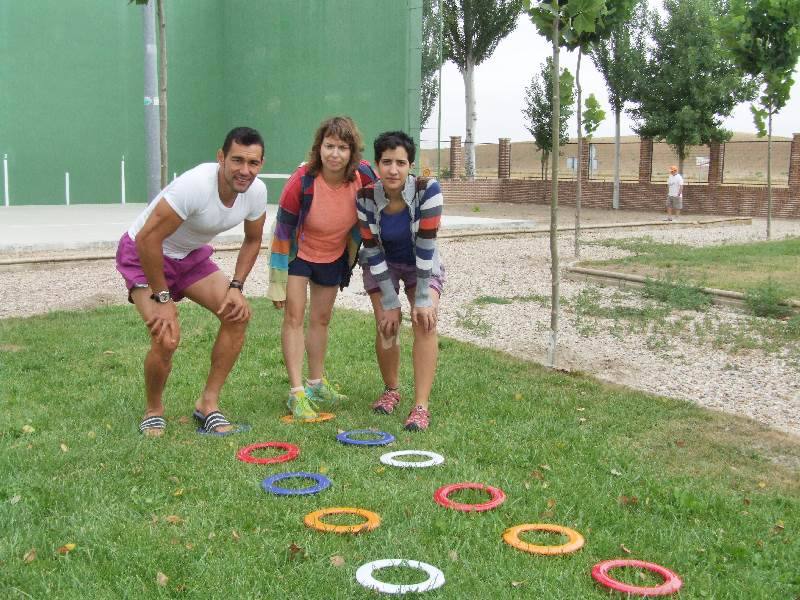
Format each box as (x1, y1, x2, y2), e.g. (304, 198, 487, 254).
(222, 127, 264, 158)
(306, 116, 364, 182)
(374, 131, 415, 164)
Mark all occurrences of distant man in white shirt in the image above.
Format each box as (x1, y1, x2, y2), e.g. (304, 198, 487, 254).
(115, 127, 267, 437)
(666, 165, 683, 221)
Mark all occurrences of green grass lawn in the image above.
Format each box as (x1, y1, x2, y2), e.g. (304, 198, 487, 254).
(584, 236, 800, 299)
(1, 301, 798, 598)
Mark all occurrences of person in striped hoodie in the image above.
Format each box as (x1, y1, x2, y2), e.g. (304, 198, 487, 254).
(356, 131, 445, 431)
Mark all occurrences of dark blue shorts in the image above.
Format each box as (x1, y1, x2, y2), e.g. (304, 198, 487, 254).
(288, 253, 348, 287)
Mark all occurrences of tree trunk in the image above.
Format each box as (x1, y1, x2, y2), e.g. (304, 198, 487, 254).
(575, 48, 583, 258)
(463, 56, 477, 179)
(548, 3, 560, 369)
(157, 0, 168, 188)
(612, 107, 620, 209)
(767, 109, 772, 240)
(142, 0, 161, 203)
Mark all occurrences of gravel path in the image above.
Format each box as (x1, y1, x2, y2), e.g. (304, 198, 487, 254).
(2, 215, 798, 438)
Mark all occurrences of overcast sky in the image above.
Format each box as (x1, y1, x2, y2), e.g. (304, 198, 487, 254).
(420, 15, 800, 148)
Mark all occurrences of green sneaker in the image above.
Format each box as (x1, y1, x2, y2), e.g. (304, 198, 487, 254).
(287, 390, 318, 420)
(306, 378, 348, 406)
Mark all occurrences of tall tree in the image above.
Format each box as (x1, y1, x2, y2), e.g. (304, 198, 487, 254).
(421, 0, 444, 129)
(631, 0, 755, 174)
(590, 0, 648, 210)
(522, 58, 574, 194)
(131, 0, 168, 199)
(443, 0, 523, 178)
(724, 0, 800, 239)
(527, 0, 608, 366)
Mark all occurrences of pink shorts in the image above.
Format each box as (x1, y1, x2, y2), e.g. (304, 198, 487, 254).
(115, 233, 219, 302)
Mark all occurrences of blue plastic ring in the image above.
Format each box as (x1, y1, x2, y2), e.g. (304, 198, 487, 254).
(336, 429, 395, 446)
(261, 472, 332, 496)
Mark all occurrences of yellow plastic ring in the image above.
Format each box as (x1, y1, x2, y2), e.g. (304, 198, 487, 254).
(280, 412, 335, 424)
(304, 507, 381, 534)
(502, 523, 585, 555)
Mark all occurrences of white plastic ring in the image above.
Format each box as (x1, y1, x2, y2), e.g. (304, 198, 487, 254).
(355, 559, 445, 594)
(380, 450, 445, 468)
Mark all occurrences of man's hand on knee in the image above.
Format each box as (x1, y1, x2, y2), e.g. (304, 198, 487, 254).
(217, 288, 251, 323)
(146, 302, 180, 346)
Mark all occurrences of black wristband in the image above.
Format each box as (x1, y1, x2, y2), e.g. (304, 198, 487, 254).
(229, 279, 244, 291)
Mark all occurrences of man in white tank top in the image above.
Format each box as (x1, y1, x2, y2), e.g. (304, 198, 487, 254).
(115, 127, 267, 437)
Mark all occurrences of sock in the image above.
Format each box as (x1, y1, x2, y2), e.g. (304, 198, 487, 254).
(307, 378, 321, 387)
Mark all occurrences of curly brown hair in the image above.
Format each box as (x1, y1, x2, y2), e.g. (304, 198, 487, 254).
(306, 116, 364, 182)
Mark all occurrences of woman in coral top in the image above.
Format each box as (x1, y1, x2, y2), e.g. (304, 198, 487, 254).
(267, 116, 376, 420)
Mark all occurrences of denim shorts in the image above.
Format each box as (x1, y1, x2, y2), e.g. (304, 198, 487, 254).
(288, 253, 348, 287)
(362, 261, 445, 298)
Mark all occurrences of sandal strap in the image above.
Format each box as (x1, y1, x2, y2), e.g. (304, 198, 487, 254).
(139, 416, 166, 433)
(200, 411, 231, 433)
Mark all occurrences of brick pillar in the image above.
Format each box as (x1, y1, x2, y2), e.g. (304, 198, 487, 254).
(497, 138, 511, 179)
(449, 136, 463, 179)
(708, 141, 723, 184)
(638, 137, 653, 183)
(580, 141, 590, 181)
(789, 133, 800, 189)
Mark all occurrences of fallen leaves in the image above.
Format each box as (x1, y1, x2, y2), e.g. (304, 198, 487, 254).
(511, 580, 527, 588)
(164, 515, 184, 525)
(773, 521, 785, 535)
(23, 548, 36, 563)
(59, 443, 69, 453)
(288, 543, 304, 561)
(620, 544, 632, 554)
(675, 439, 686, 448)
(610, 468, 622, 477)
(21, 425, 35, 434)
(173, 489, 184, 497)
(156, 571, 169, 587)
(231, 529, 240, 541)
(619, 495, 639, 507)
(530, 469, 544, 481)
(448, 550, 459, 562)
(9, 495, 21, 505)
(330, 555, 345, 567)
(57, 543, 76, 555)
(177, 416, 191, 425)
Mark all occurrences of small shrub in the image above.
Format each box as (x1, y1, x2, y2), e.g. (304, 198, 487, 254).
(642, 278, 712, 311)
(744, 280, 793, 319)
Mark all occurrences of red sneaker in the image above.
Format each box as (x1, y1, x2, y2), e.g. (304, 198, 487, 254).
(403, 405, 430, 431)
(372, 388, 401, 415)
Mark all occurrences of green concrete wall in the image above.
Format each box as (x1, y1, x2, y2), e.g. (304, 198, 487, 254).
(0, 1, 421, 205)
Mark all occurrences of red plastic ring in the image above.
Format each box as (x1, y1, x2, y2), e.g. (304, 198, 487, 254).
(433, 482, 506, 512)
(591, 559, 683, 596)
(236, 442, 299, 465)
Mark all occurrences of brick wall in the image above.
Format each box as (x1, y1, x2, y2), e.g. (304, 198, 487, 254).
(440, 178, 800, 219)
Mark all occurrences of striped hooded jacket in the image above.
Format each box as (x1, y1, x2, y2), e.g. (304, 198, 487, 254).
(266, 160, 376, 301)
(356, 175, 444, 310)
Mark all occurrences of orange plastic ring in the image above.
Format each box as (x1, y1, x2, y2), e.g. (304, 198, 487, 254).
(502, 523, 585, 555)
(279, 412, 335, 424)
(304, 507, 381, 534)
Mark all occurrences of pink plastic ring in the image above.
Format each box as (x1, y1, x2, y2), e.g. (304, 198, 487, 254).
(236, 442, 299, 465)
(591, 559, 683, 596)
(433, 482, 506, 512)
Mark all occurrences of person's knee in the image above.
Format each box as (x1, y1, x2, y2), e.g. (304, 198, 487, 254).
(151, 334, 180, 357)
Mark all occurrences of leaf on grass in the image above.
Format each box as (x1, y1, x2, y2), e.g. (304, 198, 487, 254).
(578, 417, 587, 423)
(330, 555, 345, 567)
(620, 544, 632, 554)
(539, 464, 551, 471)
(546, 498, 557, 509)
(173, 489, 184, 497)
(530, 470, 544, 480)
(675, 440, 686, 448)
(743, 497, 751, 506)
(319, 466, 329, 474)
(610, 468, 622, 476)
(208, 532, 216, 540)
(177, 416, 190, 425)
(514, 393, 523, 401)
(772, 521, 784, 534)
(156, 571, 169, 587)
(87, 431, 96, 439)
(448, 550, 459, 562)
(523, 481, 531, 490)
(757, 481, 767, 489)
(232, 529, 240, 541)
(511, 581, 526, 588)
(165, 515, 184, 525)
(375, 466, 386, 474)
(57, 543, 76, 554)
(619, 495, 639, 506)
(576, 407, 585, 411)
(9, 495, 21, 505)
(185, 543, 194, 550)
(23, 548, 36, 563)
(288, 543, 303, 560)
(103, 350, 115, 355)
(21, 425, 35, 434)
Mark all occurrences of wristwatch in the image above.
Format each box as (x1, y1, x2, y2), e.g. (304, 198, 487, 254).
(150, 290, 171, 303)
(229, 279, 244, 291)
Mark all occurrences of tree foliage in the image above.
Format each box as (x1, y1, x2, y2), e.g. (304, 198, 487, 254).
(443, 0, 523, 70)
(526, 0, 634, 50)
(631, 0, 755, 167)
(583, 93, 605, 139)
(522, 57, 574, 172)
(421, 0, 444, 128)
